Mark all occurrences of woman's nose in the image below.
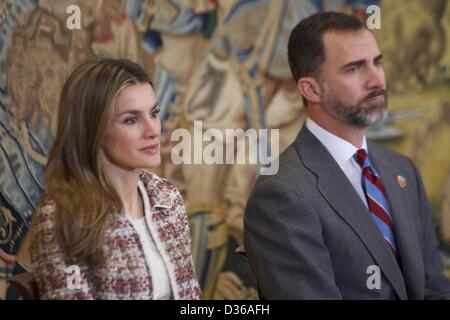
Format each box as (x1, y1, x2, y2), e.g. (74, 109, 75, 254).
(143, 117, 160, 138)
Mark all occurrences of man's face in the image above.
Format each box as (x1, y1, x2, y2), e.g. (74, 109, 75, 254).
(319, 29, 387, 127)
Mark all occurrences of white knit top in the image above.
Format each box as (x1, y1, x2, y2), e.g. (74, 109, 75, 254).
(126, 184, 173, 300)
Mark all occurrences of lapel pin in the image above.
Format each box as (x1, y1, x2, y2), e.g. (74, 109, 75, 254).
(396, 175, 407, 188)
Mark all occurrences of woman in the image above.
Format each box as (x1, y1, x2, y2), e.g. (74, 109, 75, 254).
(29, 58, 201, 299)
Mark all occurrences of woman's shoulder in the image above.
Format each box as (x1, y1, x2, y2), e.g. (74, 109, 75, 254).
(138, 170, 186, 213)
(28, 196, 59, 249)
(32, 195, 57, 224)
(36, 195, 56, 213)
(139, 169, 181, 196)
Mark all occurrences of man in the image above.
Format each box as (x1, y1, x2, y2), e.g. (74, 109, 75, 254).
(244, 11, 450, 299)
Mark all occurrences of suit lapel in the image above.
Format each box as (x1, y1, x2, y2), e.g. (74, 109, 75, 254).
(295, 128, 408, 299)
(369, 143, 425, 299)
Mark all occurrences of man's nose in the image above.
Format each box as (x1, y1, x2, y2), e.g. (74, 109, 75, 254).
(366, 65, 385, 89)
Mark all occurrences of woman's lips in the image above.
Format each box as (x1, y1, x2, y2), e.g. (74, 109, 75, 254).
(140, 143, 159, 154)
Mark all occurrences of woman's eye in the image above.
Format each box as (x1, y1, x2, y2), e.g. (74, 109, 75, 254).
(124, 117, 138, 125)
(151, 107, 160, 119)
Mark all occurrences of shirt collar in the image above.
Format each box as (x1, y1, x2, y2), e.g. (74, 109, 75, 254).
(305, 117, 368, 167)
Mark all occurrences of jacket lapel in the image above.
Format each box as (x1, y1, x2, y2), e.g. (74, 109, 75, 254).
(138, 174, 181, 299)
(368, 143, 425, 299)
(295, 127, 408, 299)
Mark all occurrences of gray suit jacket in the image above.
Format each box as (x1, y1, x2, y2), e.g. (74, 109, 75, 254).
(244, 127, 450, 299)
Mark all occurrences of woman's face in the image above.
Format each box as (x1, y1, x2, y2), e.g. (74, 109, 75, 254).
(101, 82, 161, 172)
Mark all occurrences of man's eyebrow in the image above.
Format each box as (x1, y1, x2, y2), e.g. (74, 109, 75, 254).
(117, 103, 159, 116)
(340, 54, 383, 71)
(373, 54, 383, 63)
(340, 59, 367, 71)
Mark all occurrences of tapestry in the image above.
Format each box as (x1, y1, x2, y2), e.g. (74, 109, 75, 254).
(1, 0, 449, 299)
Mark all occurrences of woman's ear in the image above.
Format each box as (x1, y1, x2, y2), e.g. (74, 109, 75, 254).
(297, 77, 322, 105)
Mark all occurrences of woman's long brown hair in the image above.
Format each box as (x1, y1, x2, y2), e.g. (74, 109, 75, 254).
(43, 58, 152, 265)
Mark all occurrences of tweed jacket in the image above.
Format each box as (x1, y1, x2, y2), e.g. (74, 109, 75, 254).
(30, 170, 201, 300)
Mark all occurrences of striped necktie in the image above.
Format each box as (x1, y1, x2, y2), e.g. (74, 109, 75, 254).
(354, 149, 399, 261)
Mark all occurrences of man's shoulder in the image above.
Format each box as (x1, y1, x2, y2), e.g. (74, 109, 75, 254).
(368, 140, 413, 166)
(252, 140, 314, 194)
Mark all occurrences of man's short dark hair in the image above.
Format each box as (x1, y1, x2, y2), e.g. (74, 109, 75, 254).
(288, 11, 365, 105)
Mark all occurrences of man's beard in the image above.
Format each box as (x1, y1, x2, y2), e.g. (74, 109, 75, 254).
(322, 87, 388, 128)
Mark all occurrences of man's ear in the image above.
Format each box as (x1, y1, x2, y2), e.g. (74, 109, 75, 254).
(297, 77, 322, 104)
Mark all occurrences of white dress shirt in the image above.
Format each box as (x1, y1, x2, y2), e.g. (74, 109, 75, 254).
(305, 117, 369, 208)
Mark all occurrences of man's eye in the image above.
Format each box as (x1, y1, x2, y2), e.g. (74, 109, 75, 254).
(151, 107, 160, 119)
(124, 117, 138, 125)
(347, 66, 360, 73)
